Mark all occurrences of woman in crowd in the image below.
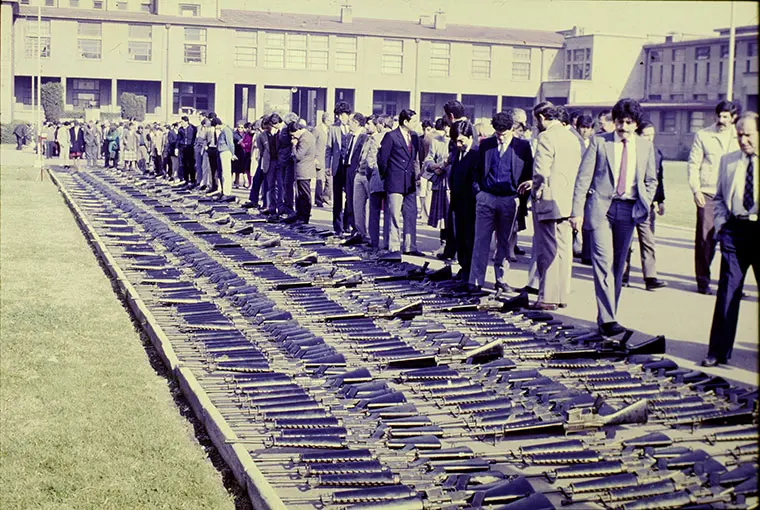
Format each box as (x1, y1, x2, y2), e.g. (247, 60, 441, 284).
(105, 124, 120, 169)
(57, 121, 71, 168)
(122, 123, 138, 170)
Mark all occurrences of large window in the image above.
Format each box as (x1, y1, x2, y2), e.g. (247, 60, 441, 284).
(71, 79, 100, 108)
(689, 111, 705, 132)
(471, 44, 491, 79)
(262, 32, 328, 70)
(660, 111, 676, 133)
(649, 49, 662, 62)
(77, 21, 101, 60)
(25, 19, 51, 59)
(178, 3, 199, 16)
(748, 42, 757, 57)
(184, 27, 206, 64)
(695, 46, 710, 60)
(173, 82, 212, 113)
(234, 30, 257, 67)
(513, 47, 532, 81)
(382, 39, 403, 75)
(564, 47, 589, 80)
(128, 25, 151, 62)
(721, 44, 729, 58)
(334, 36, 357, 72)
(672, 48, 685, 61)
(429, 42, 450, 77)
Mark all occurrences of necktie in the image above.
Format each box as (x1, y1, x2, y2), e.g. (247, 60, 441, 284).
(407, 134, 412, 153)
(616, 139, 628, 197)
(744, 157, 755, 212)
(345, 134, 354, 165)
(499, 142, 505, 156)
(214, 129, 218, 146)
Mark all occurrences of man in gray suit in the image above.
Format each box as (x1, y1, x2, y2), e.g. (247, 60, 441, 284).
(530, 102, 582, 310)
(570, 98, 657, 336)
(284, 120, 316, 225)
(314, 112, 331, 207)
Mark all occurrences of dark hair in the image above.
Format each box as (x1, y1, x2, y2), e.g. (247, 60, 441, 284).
(351, 112, 366, 127)
(569, 110, 581, 127)
(171, 122, 179, 128)
(577, 114, 594, 129)
(736, 111, 759, 130)
(556, 106, 570, 125)
(533, 101, 559, 121)
(421, 119, 434, 129)
(261, 118, 272, 129)
(286, 121, 301, 133)
(491, 111, 514, 132)
(636, 119, 655, 134)
(597, 109, 612, 120)
(715, 100, 741, 117)
(210, 118, 222, 127)
(181, 116, 189, 122)
(398, 109, 417, 127)
(207, 111, 217, 120)
(434, 117, 446, 131)
(334, 101, 352, 116)
(612, 98, 643, 125)
(374, 115, 394, 129)
(443, 100, 466, 120)
(450, 120, 474, 141)
(268, 113, 282, 125)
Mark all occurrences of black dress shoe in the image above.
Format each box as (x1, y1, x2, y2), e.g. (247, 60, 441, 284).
(281, 215, 298, 224)
(514, 246, 526, 256)
(241, 201, 257, 208)
(343, 233, 365, 246)
(404, 250, 426, 257)
(600, 321, 627, 336)
(580, 258, 592, 266)
(494, 282, 510, 293)
(518, 286, 539, 295)
(697, 287, 713, 295)
(645, 278, 667, 291)
(700, 356, 719, 367)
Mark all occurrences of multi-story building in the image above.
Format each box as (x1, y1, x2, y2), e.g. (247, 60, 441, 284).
(640, 25, 758, 158)
(1, 0, 566, 126)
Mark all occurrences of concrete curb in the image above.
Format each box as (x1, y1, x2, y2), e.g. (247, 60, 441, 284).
(48, 167, 286, 510)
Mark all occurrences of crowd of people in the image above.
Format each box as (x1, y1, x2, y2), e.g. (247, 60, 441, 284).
(36, 97, 757, 367)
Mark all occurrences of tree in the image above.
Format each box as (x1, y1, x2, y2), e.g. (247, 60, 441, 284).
(41, 82, 64, 123)
(119, 92, 146, 122)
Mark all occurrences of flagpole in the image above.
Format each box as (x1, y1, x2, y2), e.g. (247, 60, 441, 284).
(37, 3, 43, 176)
(726, 1, 736, 101)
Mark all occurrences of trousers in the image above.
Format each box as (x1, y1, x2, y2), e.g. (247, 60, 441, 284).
(353, 173, 370, 238)
(695, 195, 717, 290)
(369, 192, 389, 249)
(469, 192, 517, 287)
(296, 179, 312, 223)
(386, 192, 417, 253)
(535, 218, 572, 305)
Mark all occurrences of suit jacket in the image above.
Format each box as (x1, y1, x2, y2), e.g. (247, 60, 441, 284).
(449, 146, 480, 211)
(571, 132, 657, 229)
(346, 132, 368, 176)
(293, 130, 317, 180)
(713, 150, 750, 237)
(475, 135, 533, 196)
(70, 126, 85, 153)
(325, 122, 349, 172)
(653, 146, 665, 204)
(570, 126, 586, 153)
(686, 123, 739, 195)
(276, 127, 295, 171)
(314, 124, 328, 170)
(532, 123, 583, 220)
(377, 127, 420, 195)
(255, 130, 274, 173)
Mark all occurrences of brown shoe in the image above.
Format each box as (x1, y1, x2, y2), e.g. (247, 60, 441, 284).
(530, 302, 558, 311)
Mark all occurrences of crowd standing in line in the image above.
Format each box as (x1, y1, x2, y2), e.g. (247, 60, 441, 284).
(36, 97, 756, 367)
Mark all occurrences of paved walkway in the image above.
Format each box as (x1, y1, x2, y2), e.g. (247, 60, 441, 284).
(5, 148, 756, 388)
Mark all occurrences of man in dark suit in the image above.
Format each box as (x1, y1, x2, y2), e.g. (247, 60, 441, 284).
(343, 112, 369, 238)
(570, 98, 657, 336)
(378, 108, 422, 256)
(469, 111, 533, 291)
(284, 120, 317, 225)
(702, 112, 759, 367)
(177, 116, 196, 184)
(326, 101, 353, 235)
(448, 120, 480, 281)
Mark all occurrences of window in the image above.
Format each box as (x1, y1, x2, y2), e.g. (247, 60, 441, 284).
(70, 0, 79, 6)
(334, 36, 357, 72)
(661, 111, 676, 133)
(382, 39, 403, 75)
(648, 66, 653, 85)
(116, 1, 127, 9)
(719, 61, 723, 82)
(71, 79, 100, 108)
(262, 32, 328, 70)
(672, 48, 685, 61)
(184, 27, 206, 64)
(173, 82, 212, 114)
(689, 111, 705, 132)
(564, 46, 590, 80)
(46, 0, 56, 6)
(178, 3, 199, 16)
(746, 60, 751, 73)
(234, 30, 257, 67)
(695, 46, 710, 60)
(429, 42, 450, 77)
(513, 47, 532, 81)
(682, 63, 686, 83)
(748, 42, 757, 57)
(77, 22, 101, 59)
(139, 0, 152, 12)
(648, 94, 662, 100)
(650, 49, 662, 62)
(659, 64, 663, 83)
(694, 62, 698, 82)
(693, 94, 708, 100)
(721, 44, 729, 58)
(471, 44, 491, 79)
(670, 94, 684, 101)
(705, 62, 710, 83)
(670, 64, 675, 83)
(25, 19, 51, 59)
(128, 25, 151, 62)
(92, 0, 103, 8)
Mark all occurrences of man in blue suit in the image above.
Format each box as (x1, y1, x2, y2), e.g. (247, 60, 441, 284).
(570, 98, 657, 336)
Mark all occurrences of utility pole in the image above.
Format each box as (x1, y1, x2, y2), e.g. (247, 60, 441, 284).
(36, 3, 43, 177)
(726, 1, 736, 101)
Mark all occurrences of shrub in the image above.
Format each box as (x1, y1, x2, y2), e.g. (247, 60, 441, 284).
(100, 112, 122, 122)
(41, 82, 64, 123)
(119, 92, 146, 122)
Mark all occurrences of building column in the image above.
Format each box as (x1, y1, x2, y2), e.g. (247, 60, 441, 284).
(326, 85, 335, 119)
(254, 84, 264, 120)
(456, 92, 462, 102)
(0, 2, 14, 124)
(163, 24, 171, 122)
(61, 75, 68, 110)
(111, 78, 118, 113)
(355, 88, 372, 116)
(496, 95, 503, 113)
(216, 79, 234, 126)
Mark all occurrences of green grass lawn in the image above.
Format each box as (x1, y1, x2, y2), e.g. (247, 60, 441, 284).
(0, 156, 236, 509)
(661, 160, 697, 230)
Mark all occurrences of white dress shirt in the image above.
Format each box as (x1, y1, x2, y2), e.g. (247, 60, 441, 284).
(731, 153, 759, 217)
(613, 132, 637, 200)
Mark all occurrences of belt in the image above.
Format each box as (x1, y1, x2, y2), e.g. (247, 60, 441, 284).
(731, 214, 758, 222)
(612, 197, 636, 203)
